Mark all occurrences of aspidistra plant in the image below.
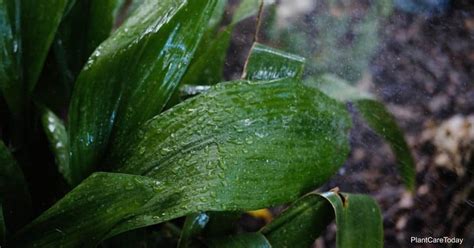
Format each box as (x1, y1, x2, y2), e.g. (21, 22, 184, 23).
(0, 0, 414, 247)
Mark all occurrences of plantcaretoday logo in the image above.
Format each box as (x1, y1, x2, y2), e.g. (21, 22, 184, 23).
(410, 236, 464, 245)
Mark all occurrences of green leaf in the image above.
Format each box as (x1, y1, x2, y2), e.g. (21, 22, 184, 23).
(21, 0, 68, 93)
(354, 100, 416, 190)
(0, 0, 22, 114)
(68, 0, 218, 185)
(0, 140, 31, 231)
(208, 233, 271, 248)
(261, 194, 333, 248)
(243, 43, 306, 81)
(320, 192, 383, 248)
(40, 108, 72, 185)
(15, 78, 351, 247)
(306, 74, 416, 191)
(12, 173, 162, 247)
(107, 78, 350, 234)
(178, 212, 210, 248)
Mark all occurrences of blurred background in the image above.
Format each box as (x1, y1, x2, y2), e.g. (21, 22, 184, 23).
(223, 0, 474, 247)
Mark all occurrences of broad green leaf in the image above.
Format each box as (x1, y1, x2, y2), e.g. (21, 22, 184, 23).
(243, 43, 306, 81)
(68, 0, 218, 185)
(306, 74, 416, 191)
(107, 78, 350, 234)
(12, 173, 162, 247)
(0, 204, 5, 246)
(178, 213, 210, 248)
(320, 192, 383, 248)
(209, 233, 271, 248)
(261, 194, 333, 248)
(354, 100, 416, 190)
(16, 78, 351, 247)
(0, 0, 22, 114)
(40, 108, 72, 185)
(21, 0, 68, 93)
(0, 140, 30, 231)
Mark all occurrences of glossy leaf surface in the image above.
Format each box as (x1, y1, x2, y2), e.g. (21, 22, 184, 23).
(306, 74, 415, 191)
(0, 141, 30, 231)
(16, 78, 351, 247)
(0, 0, 22, 114)
(21, 0, 68, 92)
(244, 43, 306, 81)
(12, 173, 161, 247)
(68, 0, 218, 185)
(41, 108, 71, 185)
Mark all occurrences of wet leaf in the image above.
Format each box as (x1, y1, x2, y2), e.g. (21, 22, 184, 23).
(0, 0, 22, 114)
(12, 173, 162, 247)
(15, 78, 351, 247)
(243, 43, 306, 81)
(21, 0, 68, 93)
(68, 0, 218, 185)
(208, 233, 271, 248)
(0, 140, 31, 231)
(306, 74, 416, 191)
(40, 108, 71, 185)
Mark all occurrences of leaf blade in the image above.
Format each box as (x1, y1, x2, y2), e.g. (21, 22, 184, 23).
(68, 0, 218, 185)
(0, 0, 22, 114)
(40, 108, 72, 185)
(16, 78, 351, 247)
(243, 43, 306, 81)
